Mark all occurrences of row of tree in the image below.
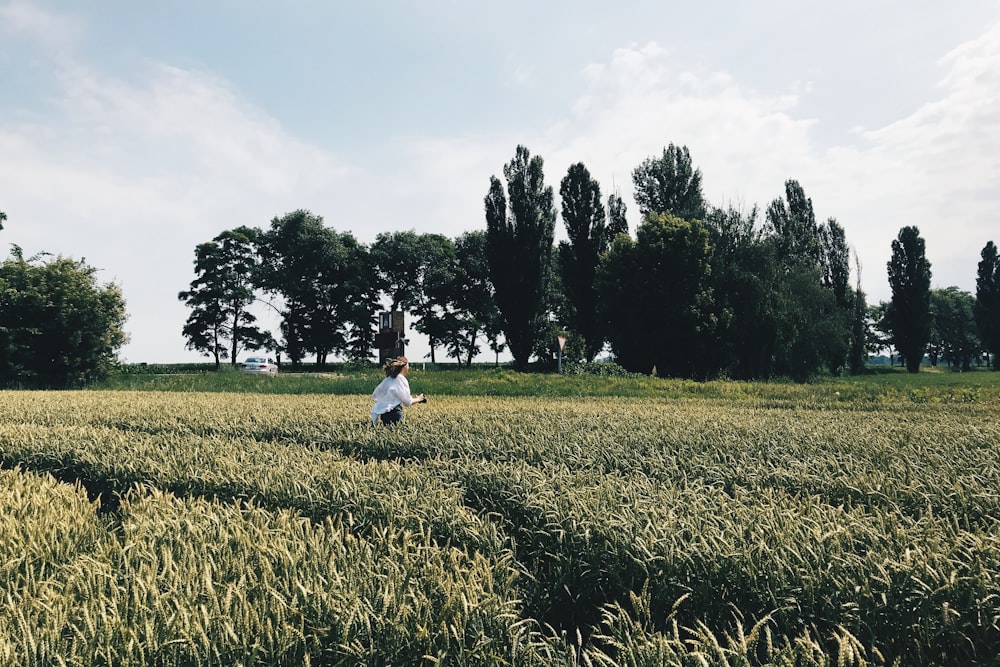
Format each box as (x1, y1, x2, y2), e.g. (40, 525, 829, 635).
(180, 144, 1000, 379)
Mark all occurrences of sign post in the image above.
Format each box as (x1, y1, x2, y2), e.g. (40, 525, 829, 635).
(557, 335, 567, 373)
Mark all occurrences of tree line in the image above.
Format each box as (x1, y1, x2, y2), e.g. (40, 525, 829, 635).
(1, 135, 995, 389)
(178, 144, 1000, 378)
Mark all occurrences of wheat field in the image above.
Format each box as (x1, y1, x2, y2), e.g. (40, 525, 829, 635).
(1, 385, 998, 665)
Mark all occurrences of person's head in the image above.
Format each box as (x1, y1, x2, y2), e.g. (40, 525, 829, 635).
(383, 356, 409, 378)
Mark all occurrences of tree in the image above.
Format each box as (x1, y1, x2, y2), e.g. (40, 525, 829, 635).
(887, 226, 932, 373)
(606, 190, 629, 240)
(337, 238, 379, 363)
(558, 162, 608, 361)
(765, 179, 821, 271)
(410, 234, 460, 363)
(0, 249, 127, 387)
(439, 231, 502, 366)
(817, 218, 852, 374)
(631, 144, 706, 221)
(370, 230, 430, 315)
(930, 287, 980, 371)
(819, 219, 851, 309)
(702, 204, 782, 379)
(848, 253, 868, 375)
(372, 231, 464, 363)
(869, 302, 895, 360)
(763, 181, 853, 378)
(484, 145, 556, 370)
(597, 212, 714, 378)
(258, 210, 376, 368)
(975, 241, 1000, 368)
(533, 252, 572, 368)
(770, 266, 843, 381)
(178, 227, 272, 369)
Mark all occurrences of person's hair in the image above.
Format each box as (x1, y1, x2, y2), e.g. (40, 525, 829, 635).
(383, 356, 409, 378)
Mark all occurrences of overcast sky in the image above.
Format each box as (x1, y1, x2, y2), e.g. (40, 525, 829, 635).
(2, 1, 999, 364)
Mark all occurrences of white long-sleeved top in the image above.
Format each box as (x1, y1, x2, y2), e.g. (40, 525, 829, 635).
(370, 374, 415, 425)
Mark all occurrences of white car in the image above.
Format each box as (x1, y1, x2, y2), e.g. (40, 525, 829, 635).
(242, 357, 278, 375)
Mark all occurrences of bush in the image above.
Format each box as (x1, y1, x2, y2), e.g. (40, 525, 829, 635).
(561, 361, 641, 378)
(0, 251, 127, 388)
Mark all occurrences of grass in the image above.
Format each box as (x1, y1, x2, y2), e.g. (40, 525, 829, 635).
(97, 362, 1000, 404)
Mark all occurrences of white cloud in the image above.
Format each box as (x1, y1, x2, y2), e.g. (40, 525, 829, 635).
(540, 41, 820, 229)
(0, 58, 359, 362)
(533, 30, 1000, 302)
(820, 21, 1000, 297)
(4, 3, 999, 364)
(0, 0, 81, 52)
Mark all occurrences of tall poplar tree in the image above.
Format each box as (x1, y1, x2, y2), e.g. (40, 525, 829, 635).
(818, 218, 852, 374)
(766, 179, 820, 270)
(558, 162, 607, 362)
(484, 145, 556, 370)
(763, 180, 847, 379)
(975, 241, 1000, 367)
(887, 226, 932, 373)
(631, 144, 706, 221)
(848, 253, 868, 375)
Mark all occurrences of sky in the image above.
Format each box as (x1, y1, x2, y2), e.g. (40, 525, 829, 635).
(2, 1, 999, 364)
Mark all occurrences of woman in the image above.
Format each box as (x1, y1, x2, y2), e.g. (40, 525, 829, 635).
(370, 356, 426, 425)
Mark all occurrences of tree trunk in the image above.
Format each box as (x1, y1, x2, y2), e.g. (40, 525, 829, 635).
(465, 329, 478, 367)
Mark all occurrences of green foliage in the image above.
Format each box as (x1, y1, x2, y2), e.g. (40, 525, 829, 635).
(0, 252, 127, 387)
(597, 212, 715, 378)
(766, 179, 821, 270)
(929, 286, 980, 370)
(484, 145, 557, 370)
(888, 226, 932, 372)
(975, 241, 1000, 363)
(631, 144, 706, 221)
(771, 267, 843, 381)
(849, 283, 869, 375)
(559, 162, 609, 362)
(703, 203, 781, 379)
(448, 231, 503, 366)
(258, 210, 376, 368)
(408, 233, 462, 363)
(818, 218, 852, 374)
(606, 190, 629, 239)
(178, 226, 272, 368)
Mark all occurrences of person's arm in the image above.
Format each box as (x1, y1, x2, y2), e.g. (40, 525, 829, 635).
(395, 376, 426, 405)
(391, 376, 416, 407)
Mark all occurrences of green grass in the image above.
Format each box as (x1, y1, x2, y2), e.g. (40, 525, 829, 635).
(97, 362, 1000, 404)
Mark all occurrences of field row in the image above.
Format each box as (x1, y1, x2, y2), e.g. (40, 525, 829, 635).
(1, 390, 999, 665)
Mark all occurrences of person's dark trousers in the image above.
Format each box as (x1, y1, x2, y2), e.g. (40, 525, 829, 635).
(379, 404, 403, 425)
